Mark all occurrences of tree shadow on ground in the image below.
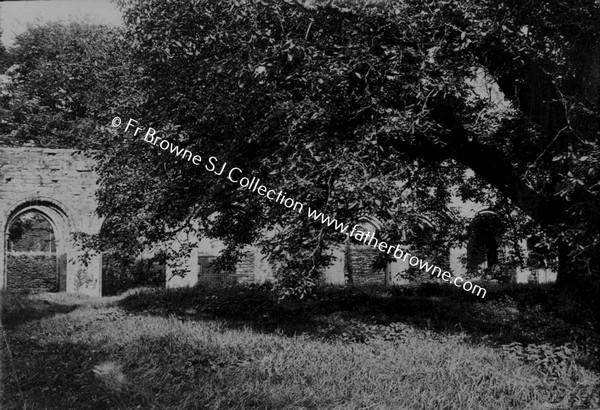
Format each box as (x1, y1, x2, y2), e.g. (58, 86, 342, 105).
(118, 284, 325, 338)
(0, 291, 82, 329)
(0, 338, 147, 410)
(116, 282, 599, 357)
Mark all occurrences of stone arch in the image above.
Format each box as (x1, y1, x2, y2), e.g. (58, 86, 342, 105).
(0, 196, 101, 295)
(356, 215, 382, 234)
(4, 197, 76, 244)
(0, 148, 103, 295)
(1, 197, 75, 292)
(471, 205, 494, 215)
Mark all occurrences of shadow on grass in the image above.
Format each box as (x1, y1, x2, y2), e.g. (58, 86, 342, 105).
(1, 338, 148, 410)
(1, 327, 281, 410)
(3, 284, 598, 409)
(0, 291, 83, 329)
(118, 284, 327, 338)
(116, 282, 599, 354)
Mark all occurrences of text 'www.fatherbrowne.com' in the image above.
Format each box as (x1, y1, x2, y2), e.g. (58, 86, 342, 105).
(113, 116, 486, 299)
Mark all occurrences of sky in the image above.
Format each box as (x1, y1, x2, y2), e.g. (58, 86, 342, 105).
(0, 0, 123, 47)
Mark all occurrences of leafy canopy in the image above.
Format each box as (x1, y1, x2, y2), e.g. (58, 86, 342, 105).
(104, 0, 600, 294)
(3, 0, 599, 296)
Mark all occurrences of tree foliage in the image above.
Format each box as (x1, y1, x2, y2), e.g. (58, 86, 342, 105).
(0, 22, 140, 148)
(103, 0, 600, 294)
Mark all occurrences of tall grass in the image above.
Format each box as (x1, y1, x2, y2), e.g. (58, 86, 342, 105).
(1, 287, 599, 409)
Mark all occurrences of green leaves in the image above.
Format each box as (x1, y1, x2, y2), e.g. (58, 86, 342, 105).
(1, 22, 141, 149)
(6, 0, 598, 295)
(104, 0, 600, 292)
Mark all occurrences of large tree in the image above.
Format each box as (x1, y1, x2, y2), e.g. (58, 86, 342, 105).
(4, 1, 599, 297)
(100, 0, 599, 294)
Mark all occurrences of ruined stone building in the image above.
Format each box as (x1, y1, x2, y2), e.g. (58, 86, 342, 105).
(0, 147, 556, 296)
(0, 148, 102, 295)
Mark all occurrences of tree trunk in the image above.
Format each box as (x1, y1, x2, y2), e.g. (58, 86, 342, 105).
(555, 239, 570, 288)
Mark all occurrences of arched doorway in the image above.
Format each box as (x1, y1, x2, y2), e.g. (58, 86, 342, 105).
(0, 148, 104, 295)
(2, 198, 72, 293)
(466, 211, 506, 276)
(5, 211, 63, 291)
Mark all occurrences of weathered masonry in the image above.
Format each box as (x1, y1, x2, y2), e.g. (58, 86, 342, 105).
(0, 147, 554, 295)
(0, 148, 102, 296)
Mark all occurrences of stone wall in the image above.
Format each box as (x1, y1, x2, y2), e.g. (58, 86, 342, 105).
(0, 147, 103, 295)
(0, 148, 99, 232)
(6, 253, 57, 292)
(234, 252, 256, 284)
(195, 252, 256, 284)
(347, 244, 386, 285)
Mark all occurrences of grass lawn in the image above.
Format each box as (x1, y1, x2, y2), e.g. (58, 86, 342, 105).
(1, 283, 599, 409)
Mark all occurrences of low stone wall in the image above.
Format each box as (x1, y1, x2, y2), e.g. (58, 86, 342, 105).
(195, 252, 256, 285)
(234, 252, 256, 284)
(347, 245, 385, 285)
(6, 253, 57, 292)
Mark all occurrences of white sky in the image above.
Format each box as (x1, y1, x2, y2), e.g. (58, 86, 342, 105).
(0, 0, 123, 47)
